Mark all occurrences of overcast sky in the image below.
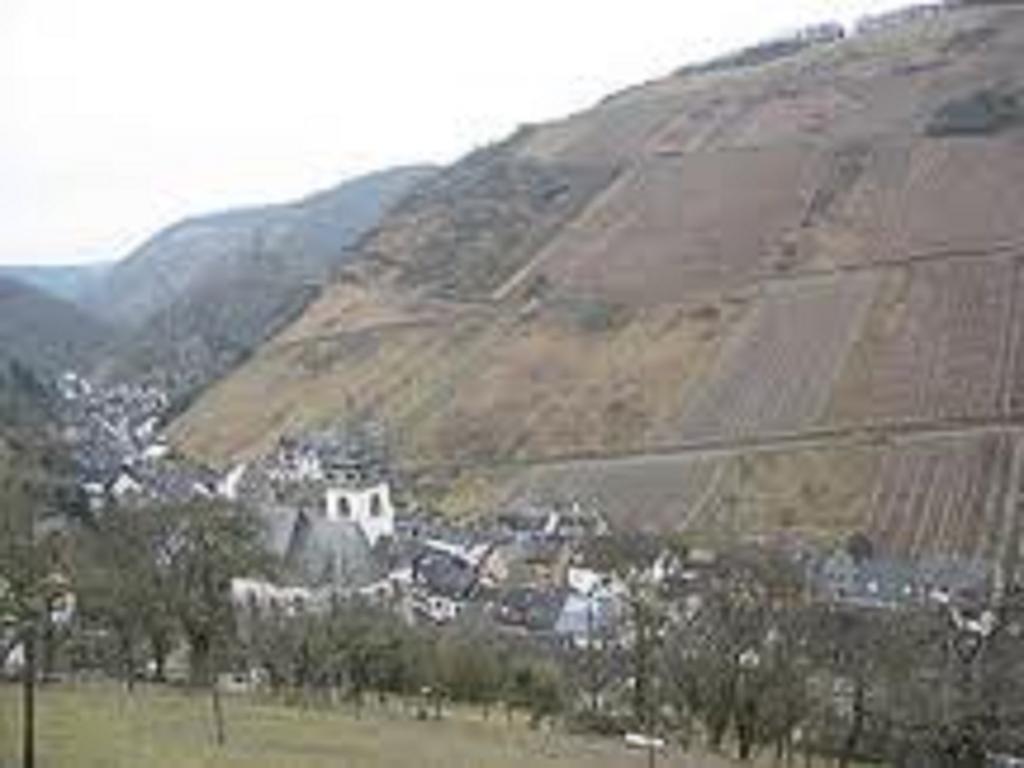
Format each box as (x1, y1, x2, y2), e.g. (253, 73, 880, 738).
(2, 0, 917, 266)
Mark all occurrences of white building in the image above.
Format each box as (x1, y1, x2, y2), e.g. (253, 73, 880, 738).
(323, 464, 395, 548)
(231, 577, 311, 615)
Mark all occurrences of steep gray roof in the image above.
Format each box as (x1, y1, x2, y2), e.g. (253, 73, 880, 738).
(555, 593, 620, 639)
(255, 506, 300, 559)
(254, 506, 379, 590)
(286, 511, 377, 589)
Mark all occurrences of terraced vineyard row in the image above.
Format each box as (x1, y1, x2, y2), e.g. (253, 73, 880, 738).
(828, 256, 1015, 426)
(679, 273, 878, 441)
(830, 138, 1024, 265)
(1005, 261, 1024, 415)
(863, 432, 1017, 562)
(502, 429, 1023, 566)
(542, 149, 821, 304)
(511, 453, 730, 533)
(670, 255, 1020, 447)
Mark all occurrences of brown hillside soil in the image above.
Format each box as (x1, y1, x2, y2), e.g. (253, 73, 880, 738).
(825, 256, 1016, 426)
(538, 149, 824, 304)
(467, 430, 1019, 563)
(173, 289, 745, 466)
(173, 6, 1024, 556)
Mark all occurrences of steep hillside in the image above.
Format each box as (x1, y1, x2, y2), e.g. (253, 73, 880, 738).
(174, 5, 1024, 559)
(90, 166, 435, 395)
(0, 360, 53, 431)
(0, 277, 109, 377)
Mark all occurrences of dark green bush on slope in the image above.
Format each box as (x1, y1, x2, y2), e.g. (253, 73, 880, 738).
(926, 88, 1024, 136)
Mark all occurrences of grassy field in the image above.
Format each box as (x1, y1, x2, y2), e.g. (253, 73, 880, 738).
(0, 682, 777, 768)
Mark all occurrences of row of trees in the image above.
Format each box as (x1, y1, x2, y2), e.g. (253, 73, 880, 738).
(0, 433, 67, 768)
(231, 534, 1024, 767)
(616, 546, 1024, 768)
(0, 438, 574, 758)
(239, 601, 565, 725)
(7, 433, 1024, 767)
(0, 431, 272, 761)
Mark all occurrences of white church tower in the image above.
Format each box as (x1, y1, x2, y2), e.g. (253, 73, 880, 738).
(323, 457, 395, 547)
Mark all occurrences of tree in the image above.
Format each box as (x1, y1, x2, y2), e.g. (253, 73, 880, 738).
(0, 434, 71, 768)
(660, 547, 808, 762)
(581, 530, 680, 738)
(241, 597, 305, 693)
(434, 625, 504, 715)
(877, 597, 1024, 768)
(163, 499, 272, 745)
(73, 502, 179, 686)
(505, 654, 565, 728)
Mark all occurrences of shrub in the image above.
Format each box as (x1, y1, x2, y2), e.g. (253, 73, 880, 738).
(571, 299, 629, 334)
(926, 88, 1023, 136)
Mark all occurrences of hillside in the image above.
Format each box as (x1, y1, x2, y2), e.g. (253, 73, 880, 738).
(0, 277, 109, 377)
(90, 166, 436, 395)
(0, 359, 53, 431)
(173, 5, 1024, 561)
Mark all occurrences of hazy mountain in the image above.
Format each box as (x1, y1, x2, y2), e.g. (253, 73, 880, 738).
(0, 358, 53, 432)
(0, 262, 112, 305)
(0, 277, 109, 376)
(170, 5, 1024, 559)
(0, 274, 106, 432)
(89, 166, 436, 396)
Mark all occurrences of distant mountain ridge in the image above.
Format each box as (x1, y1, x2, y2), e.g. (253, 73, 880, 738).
(87, 165, 436, 396)
(0, 276, 109, 377)
(0, 262, 112, 305)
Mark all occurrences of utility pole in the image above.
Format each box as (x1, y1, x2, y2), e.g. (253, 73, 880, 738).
(22, 623, 36, 768)
(586, 591, 599, 713)
(628, 583, 662, 768)
(943, 604, 996, 763)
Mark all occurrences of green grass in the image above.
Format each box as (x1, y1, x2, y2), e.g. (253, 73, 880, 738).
(0, 682, 857, 767)
(0, 682, 720, 768)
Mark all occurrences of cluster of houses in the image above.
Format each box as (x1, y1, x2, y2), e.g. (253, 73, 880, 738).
(854, 3, 945, 35)
(50, 372, 1002, 658)
(56, 371, 218, 512)
(226, 432, 635, 646)
(813, 535, 992, 611)
(225, 431, 999, 655)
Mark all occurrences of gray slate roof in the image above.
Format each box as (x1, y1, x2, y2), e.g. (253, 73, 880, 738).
(256, 506, 378, 589)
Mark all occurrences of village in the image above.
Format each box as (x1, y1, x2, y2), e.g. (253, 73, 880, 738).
(48, 370, 1003, 667)
(6, 1, 1024, 764)
(15, 369, 1016, 766)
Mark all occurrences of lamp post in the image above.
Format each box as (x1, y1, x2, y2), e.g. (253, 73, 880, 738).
(585, 585, 600, 715)
(624, 573, 664, 768)
(941, 605, 997, 765)
(736, 648, 762, 762)
(12, 575, 64, 768)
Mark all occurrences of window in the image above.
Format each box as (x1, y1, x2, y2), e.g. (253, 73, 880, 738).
(338, 496, 351, 517)
(370, 493, 382, 518)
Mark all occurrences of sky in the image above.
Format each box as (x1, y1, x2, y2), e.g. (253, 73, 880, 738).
(1, 0, 917, 266)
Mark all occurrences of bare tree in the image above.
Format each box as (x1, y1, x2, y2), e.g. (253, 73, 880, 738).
(73, 501, 179, 688)
(0, 435, 71, 768)
(660, 547, 809, 762)
(163, 499, 272, 745)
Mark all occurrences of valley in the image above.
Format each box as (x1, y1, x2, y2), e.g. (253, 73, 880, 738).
(6, 4, 1024, 765)
(0, 4, 1021, 563)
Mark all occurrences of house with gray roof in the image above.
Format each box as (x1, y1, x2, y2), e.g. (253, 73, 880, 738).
(255, 505, 379, 591)
(815, 546, 990, 610)
(554, 592, 621, 649)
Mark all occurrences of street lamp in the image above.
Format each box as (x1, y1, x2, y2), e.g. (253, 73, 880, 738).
(940, 604, 997, 765)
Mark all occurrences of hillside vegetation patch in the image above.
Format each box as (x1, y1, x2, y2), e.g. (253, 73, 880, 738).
(926, 87, 1024, 136)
